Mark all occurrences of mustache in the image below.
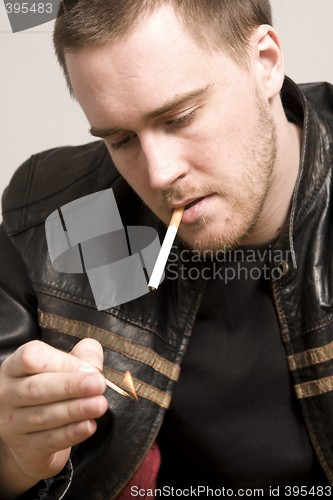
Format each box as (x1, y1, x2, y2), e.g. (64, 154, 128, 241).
(159, 183, 235, 211)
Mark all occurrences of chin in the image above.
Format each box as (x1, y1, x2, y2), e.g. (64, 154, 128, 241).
(178, 228, 246, 255)
(178, 213, 259, 255)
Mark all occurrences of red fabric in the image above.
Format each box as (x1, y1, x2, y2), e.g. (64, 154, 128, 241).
(116, 441, 161, 499)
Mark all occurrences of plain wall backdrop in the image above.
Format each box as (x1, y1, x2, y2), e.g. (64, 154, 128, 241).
(1, 0, 333, 221)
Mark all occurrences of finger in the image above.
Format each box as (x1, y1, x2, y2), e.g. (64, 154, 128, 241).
(2, 341, 98, 378)
(11, 372, 106, 408)
(12, 447, 73, 481)
(16, 419, 99, 461)
(13, 395, 108, 434)
(70, 338, 104, 372)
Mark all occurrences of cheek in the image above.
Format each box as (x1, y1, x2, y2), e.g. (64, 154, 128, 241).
(207, 111, 257, 175)
(201, 86, 257, 158)
(191, 104, 248, 160)
(107, 145, 140, 181)
(108, 148, 154, 199)
(187, 123, 242, 180)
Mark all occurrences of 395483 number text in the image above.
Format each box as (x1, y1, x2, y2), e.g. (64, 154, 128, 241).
(284, 485, 331, 496)
(5, 3, 52, 14)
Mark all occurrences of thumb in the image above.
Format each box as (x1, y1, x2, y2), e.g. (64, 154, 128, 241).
(70, 338, 104, 372)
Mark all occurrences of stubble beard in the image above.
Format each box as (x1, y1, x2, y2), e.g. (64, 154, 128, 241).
(163, 91, 277, 255)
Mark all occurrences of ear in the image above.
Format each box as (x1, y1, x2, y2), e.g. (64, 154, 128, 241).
(251, 25, 285, 100)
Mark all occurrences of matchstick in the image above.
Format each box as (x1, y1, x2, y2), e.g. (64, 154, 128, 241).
(148, 206, 185, 291)
(105, 371, 138, 402)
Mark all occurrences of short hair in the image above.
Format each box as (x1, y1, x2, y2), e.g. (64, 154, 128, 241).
(53, 0, 273, 96)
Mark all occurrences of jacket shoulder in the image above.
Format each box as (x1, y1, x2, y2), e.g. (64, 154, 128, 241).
(2, 141, 120, 236)
(299, 81, 333, 125)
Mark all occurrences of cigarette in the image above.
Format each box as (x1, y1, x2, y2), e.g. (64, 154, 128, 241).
(148, 206, 185, 291)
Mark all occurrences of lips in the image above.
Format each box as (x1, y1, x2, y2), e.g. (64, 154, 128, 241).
(184, 197, 204, 210)
(178, 194, 214, 225)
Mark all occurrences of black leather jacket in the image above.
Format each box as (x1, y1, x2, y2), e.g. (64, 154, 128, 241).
(1, 77, 333, 499)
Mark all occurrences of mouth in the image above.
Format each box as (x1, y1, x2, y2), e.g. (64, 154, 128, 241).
(176, 194, 214, 225)
(184, 197, 205, 210)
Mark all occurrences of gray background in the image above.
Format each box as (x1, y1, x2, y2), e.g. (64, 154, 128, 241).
(1, 0, 333, 221)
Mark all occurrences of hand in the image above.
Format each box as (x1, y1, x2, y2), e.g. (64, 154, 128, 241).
(0, 339, 108, 495)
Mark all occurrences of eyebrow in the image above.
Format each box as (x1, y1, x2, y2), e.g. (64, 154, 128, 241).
(89, 83, 213, 139)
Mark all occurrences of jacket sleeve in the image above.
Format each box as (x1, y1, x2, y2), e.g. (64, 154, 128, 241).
(0, 223, 40, 362)
(0, 223, 73, 500)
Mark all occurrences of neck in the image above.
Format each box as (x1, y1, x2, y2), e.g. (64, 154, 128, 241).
(244, 95, 303, 245)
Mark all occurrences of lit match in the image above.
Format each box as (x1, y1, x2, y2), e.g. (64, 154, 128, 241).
(148, 206, 185, 291)
(105, 370, 138, 402)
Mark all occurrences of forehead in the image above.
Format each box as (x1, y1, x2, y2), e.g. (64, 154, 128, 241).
(65, 4, 246, 127)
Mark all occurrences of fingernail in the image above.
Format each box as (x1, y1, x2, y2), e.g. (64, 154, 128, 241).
(76, 420, 93, 435)
(81, 398, 95, 414)
(81, 373, 105, 392)
(82, 354, 102, 371)
(78, 362, 98, 373)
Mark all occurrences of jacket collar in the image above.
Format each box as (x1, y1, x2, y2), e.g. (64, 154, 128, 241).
(272, 77, 333, 285)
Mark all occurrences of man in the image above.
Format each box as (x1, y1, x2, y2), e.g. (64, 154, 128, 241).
(1, 0, 333, 498)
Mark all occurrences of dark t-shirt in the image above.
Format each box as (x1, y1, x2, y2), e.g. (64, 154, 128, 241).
(158, 242, 329, 496)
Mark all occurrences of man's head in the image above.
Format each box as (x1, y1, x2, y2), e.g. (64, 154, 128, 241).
(54, 1, 299, 254)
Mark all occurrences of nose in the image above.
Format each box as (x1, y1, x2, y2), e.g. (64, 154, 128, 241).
(140, 132, 189, 190)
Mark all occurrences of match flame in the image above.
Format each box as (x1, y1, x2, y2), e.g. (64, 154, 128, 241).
(123, 371, 138, 402)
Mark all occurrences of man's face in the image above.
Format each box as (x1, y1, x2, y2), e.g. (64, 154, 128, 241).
(66, 5, 277, 253)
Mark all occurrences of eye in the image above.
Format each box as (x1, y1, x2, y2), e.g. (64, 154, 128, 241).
(108, 108, 198, 151)
(109, 134, 137, 151)
(166, 109, 197, 128)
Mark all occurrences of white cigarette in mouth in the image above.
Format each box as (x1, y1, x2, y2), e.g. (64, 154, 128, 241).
(148, 206, 185, 291)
